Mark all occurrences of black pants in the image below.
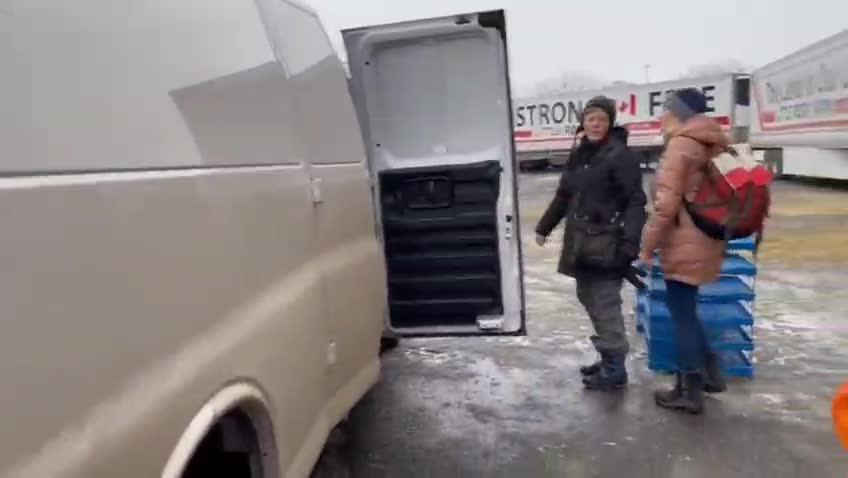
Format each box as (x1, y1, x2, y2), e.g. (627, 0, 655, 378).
(576, 277, 629, 356)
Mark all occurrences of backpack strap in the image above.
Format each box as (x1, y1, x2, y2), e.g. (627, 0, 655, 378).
(673, 134, 714, 176)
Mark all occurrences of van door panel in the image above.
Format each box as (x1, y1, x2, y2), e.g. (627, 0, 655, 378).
(344, 10, 525, 336)
(381, 161, 503, 329)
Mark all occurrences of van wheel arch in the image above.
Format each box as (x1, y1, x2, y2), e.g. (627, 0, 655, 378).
(161, 382, 280, 478)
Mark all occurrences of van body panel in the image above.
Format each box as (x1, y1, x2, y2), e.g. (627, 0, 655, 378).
(2, 2, 528, 476)
(2, 0, 384, 476)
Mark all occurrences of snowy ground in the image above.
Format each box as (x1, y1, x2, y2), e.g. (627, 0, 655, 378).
(337, 173, 848, 478)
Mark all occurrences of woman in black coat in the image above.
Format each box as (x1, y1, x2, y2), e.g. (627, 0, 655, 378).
(535, 96, 647, 391)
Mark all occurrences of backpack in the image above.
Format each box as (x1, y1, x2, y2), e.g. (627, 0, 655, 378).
(683, 142, 773, 249)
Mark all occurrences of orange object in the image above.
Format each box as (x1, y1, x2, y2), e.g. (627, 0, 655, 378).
(834, 382, 848, 450)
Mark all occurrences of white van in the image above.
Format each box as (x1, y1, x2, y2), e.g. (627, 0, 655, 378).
(0, 2, 523, 477)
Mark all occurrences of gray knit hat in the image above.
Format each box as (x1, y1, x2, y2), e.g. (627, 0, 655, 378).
(581, 95, 617, 125)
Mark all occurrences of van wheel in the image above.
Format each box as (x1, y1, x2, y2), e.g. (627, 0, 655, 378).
(182, 410, 263, 478)
(310, 426, 352, 478)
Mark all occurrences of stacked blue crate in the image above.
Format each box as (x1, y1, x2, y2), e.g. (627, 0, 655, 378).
(635, 236, 757, 377)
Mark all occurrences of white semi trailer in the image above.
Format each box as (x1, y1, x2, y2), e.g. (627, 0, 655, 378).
(513, 73, 751, 170)
(749, 29, 848, 180)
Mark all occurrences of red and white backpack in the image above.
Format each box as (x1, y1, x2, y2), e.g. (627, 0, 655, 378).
(683, 142, 773, 248)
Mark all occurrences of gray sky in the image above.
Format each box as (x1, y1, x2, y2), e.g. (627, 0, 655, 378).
(308, 0, 847, 90)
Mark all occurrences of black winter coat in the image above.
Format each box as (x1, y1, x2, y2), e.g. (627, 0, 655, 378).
(535, 127, 647, 279)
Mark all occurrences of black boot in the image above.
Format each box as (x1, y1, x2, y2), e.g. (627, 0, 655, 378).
(655, 371, 704, 414)
(583, 354, 627, 391)
(579, 357, 602, 376)
(703, 352, 727, 394)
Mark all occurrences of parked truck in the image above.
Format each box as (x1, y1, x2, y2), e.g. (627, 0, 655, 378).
(749, 29, 848, 180)
(514, 73, 752, 170)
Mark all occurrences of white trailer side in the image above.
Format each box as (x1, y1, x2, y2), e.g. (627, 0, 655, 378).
(513, 73, 749, 170)
(749, 29, 848, 179)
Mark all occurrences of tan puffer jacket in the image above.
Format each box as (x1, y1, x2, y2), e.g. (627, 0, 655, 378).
(641, 115, 728, 285)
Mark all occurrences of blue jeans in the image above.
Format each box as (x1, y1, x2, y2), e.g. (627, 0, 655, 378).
(665, 280, 710, 371)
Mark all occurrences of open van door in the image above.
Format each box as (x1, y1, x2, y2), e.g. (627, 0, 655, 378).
(344, 10, 525, 336)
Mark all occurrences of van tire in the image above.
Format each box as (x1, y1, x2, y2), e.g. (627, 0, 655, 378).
(181, 410, 263, 478)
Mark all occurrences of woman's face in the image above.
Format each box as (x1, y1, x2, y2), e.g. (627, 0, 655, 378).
(582, 107, 610, 142)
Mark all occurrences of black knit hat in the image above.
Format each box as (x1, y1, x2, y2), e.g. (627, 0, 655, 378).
(581, 95, 617, 125)
(665, 88, 708, 122)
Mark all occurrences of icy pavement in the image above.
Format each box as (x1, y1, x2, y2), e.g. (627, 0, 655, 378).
(340, 174, 848, 478)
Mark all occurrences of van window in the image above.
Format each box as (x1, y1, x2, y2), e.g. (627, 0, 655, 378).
(257, 0, 334, 77)
(368, 34, 505, 159)
(256, 1, 364, 166)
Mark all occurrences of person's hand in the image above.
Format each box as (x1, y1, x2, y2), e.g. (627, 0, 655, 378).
(535, 234, 547, 247)
(638, 250, 653, 265)
(631, 260, 648, 278)
(618, 242, 639, 268)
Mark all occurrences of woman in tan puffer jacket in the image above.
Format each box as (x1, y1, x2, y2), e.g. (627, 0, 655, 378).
(639, 88, 729, 414)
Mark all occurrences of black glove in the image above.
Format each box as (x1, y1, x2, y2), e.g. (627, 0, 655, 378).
(617, 241, 639, 269)
(619, 242, 647, 289)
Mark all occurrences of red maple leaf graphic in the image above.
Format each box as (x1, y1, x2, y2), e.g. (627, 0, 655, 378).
(617, 95, 637, 115)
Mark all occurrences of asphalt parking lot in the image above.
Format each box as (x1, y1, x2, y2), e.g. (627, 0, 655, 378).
(336, 172, 848, 478)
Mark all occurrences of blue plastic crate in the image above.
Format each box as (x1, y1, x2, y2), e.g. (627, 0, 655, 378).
(634, 289, 649, 334)
(720, 254, 757, 276)
(646, 324, 753, 351)
(638, 299, 754, 337)
(636, 291, 649, 313)
(646, 347, 753, 377)
(638, 316, 753, 344)
(637, 310, 754, 346)
(648, 276, 755, 302)
(645, 254, 756, 278)
(644, 236, 757, 259)
(728, 236, 757, 251)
